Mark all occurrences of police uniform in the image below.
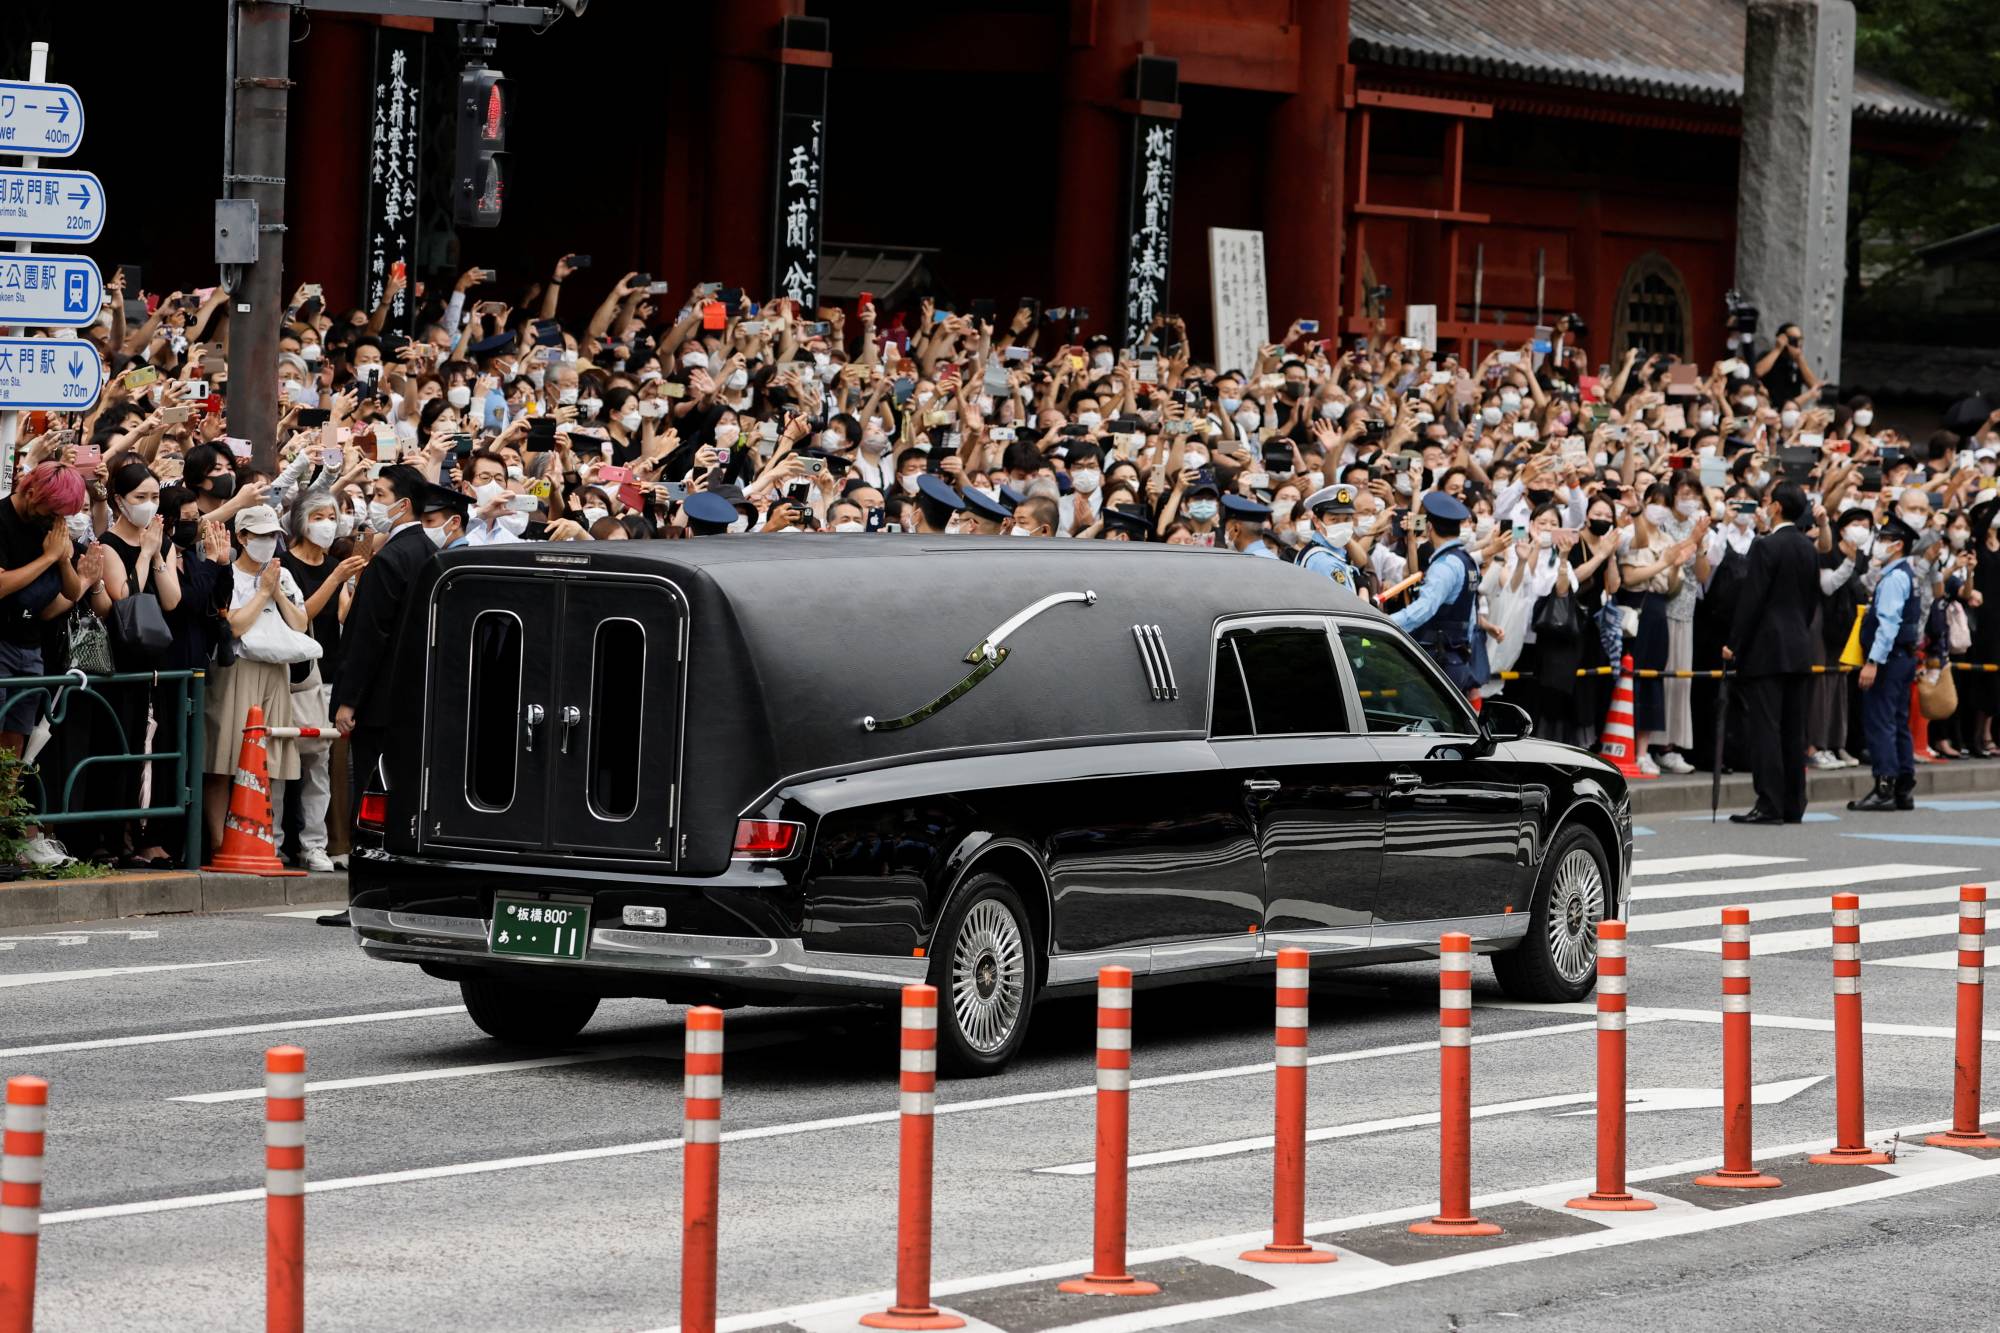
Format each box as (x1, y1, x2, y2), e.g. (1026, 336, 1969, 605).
(1391, 491, 1483, 692)
(1298, 484, 1362, 592)
(963, 487, 1011, 535)
(915, 473, 966, 533)
(1849, 517, 1922, 812)
(1100, 504, 1151, 541)
(683, 491, 740, 536)
(1221, 494, 1279, 559)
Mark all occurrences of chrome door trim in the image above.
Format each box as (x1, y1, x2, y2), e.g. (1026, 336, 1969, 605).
(1368, 911, 1531, 951)
(1259, 924, 1375, 955)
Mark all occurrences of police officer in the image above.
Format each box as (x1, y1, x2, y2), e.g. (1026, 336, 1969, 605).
(1298, 483, 1362, 592)
(683, 491, 740, 536)
(914, 473, 966, 535)
(1391, 491, 1483, 692)
(1220, 494, 1280, 559)
(962, 488, 1011, 536)
(1849, 514, 1921, 812)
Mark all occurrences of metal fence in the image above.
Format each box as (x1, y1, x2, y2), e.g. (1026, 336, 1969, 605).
(3, 670, 206, 872)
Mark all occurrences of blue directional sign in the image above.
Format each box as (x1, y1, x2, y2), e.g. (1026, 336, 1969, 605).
(0, 337, 105, 411)
(0, 167, 104, 243)
(0, 254, 101, 328)
(0, 81, 84, 158)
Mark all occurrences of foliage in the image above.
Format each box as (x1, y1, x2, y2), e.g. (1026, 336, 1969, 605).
(0, 746, 35, 869)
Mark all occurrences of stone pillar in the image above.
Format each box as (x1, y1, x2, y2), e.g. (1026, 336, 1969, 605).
(1264, 0, 1350, 337)
(1053, 0, 1151, 337)
(1734, 0, 1855, 383)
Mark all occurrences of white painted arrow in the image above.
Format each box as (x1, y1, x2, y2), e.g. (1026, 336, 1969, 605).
(1036, 1076, 1828, 1175)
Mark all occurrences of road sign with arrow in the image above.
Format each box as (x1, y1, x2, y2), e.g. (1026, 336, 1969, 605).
(0, 335, 105, 411)
(0, 80, 84, 158)
(0, 165, 105, 243)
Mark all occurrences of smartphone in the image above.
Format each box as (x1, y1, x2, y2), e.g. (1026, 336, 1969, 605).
(127, 366, 161, 392)
(807, 321, 833, 337)
(798, 457, 827, 477)
(599, 464, 634, 485)
(1496, 351, 1521, 366)
(1398, 336, 1424, 351)
(718, 287, 742, 309)
(1512, 520, 1530, 543)
(567, 254, 592, 271)
(990, 426, 1017, 443)
(391, 260, 406, 282)
(661, 381, 687, 400)
(161, 405, 195, 425)
(182, 378, 210, 399)
(452, 433, 475, 457)
(756, 420, 779, 444)
(1003, 345, 1031, 362)
(375, 435, 397, 462)
(319, 446, 344, 469)
(702, 302, 727, 331)
(297, 408, 330, 428)
(647, 281, 671, 295)
(1298, 319, 1320, 334)
(225, 437, 253, 461)
(1512, 421, 1538, 439)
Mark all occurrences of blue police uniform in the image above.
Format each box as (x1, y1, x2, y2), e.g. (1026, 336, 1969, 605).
(1221, 493, 1280, 559)
(1860, 553, 1920, 786)
(1299, 484, 1361, 591)
(1391, 493, 1483, 692)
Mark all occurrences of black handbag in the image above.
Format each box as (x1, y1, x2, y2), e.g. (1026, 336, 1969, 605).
(110, 591, 173, 660)
(1533, 590, 1584, 642)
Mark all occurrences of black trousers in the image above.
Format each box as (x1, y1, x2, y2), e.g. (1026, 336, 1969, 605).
(1743, 672, 1809, 820)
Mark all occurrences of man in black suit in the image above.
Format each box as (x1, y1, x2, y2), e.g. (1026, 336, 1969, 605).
(1724, 482, 1822, 823)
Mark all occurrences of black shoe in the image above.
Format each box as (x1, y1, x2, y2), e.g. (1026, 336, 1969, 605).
(1893, 776, 1917, 811)
(1729, 808, 1784, 825)
(316, 909, 351, 927)
(1848, 780, 1898, 812)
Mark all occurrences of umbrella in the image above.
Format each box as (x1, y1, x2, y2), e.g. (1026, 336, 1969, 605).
(1711, 668, 1730, 822)
(1941, 393, 1996, 436)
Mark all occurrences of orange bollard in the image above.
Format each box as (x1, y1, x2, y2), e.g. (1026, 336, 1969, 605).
(682, 1007, 724, 1333)
(1926, 887, 2000, 1149)
(1059, 966, 1160, 1296)
(1242, 949, 1335, 1263)
(862, 986, 964, 1330)
(1410, 933, 1502, 1237)
(1695, 909, 1781, 1188)
(207, 707, 305, 878)
(265, 1047, 306, 1333)
(1811, 895, 1893, 1165)
(0, 1076, 47, 1333)
(1567, 922, 1655, 1211)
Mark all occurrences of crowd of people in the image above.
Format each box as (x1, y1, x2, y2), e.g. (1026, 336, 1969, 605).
(1, 259, 1997, 866)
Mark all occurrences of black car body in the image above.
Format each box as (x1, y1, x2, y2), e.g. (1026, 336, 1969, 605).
(350, 537, 1632, 1072)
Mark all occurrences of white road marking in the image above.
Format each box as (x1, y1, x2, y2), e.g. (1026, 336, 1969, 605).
(1630, 884, 1980, 934)
(0, 1006, 466, 1060)
(171, 1051, 641, 1103)
(1476, 999, 2000, 1042)
(1871, 945, 2000, 971)
(1630, 854, 1801, 877)
(263, 909, 343, 919)
(43, 1019, 1608, 1225)
(1661, 913, 1968, 956)
(0, 933, 89, 949)
(1628, 863, 1975, 903)
(0, 961, 262, 990)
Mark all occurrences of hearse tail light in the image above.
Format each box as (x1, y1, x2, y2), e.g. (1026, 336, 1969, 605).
(732, 819, 803, 860)
(358, 792, 388, 831)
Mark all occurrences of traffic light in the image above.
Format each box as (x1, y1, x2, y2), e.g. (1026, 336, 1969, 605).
(454, 67, 509, 228)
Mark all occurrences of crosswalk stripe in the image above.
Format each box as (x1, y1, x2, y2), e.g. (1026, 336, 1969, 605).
(1630, 854, 1801, 877)
(1629, 863, 1976, 903)
(1660, 913, 1967, 956)
(1630, 885, 1982, 935)
(1872, 946, 2000, 971)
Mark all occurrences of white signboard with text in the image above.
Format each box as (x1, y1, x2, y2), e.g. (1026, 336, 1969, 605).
(1208, 228, 1268, 380)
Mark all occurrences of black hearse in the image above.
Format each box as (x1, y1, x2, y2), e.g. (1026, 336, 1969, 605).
(350, 537, 1631, 1074)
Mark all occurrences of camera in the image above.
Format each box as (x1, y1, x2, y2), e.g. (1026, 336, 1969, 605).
(1724, 288, 1760, 348)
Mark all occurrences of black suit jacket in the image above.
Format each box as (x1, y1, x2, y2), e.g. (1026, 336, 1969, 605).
(329, 524, 434, 728)
(1727, 523, 1820, 677)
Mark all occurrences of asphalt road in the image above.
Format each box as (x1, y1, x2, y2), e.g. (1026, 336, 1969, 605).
(4, 791, 2000, 1331)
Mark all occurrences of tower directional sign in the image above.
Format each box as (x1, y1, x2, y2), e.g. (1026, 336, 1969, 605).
(0, 167, 104, 243)
(0, 81, 84, 158)
(0, 336, 105, 411)
(0, 254, 101, 328)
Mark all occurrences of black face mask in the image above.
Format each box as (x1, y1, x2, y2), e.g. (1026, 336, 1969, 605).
(1526, 487, 1555, 507)
(1588, 518, 1614, 537)
(207, 470, 238, 501)
(172, 520, 200, 549)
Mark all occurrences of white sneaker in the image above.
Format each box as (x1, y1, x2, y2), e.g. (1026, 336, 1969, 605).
(1657, 751, 1694, 774)
(1810, 751, 1841, 769)
(1636, 754, 1661, 777)
(22, 836, 75, 869)
(301, 848, 336, 873)
(1835, 750, 1860, 768)
(330, 853, 349, 871)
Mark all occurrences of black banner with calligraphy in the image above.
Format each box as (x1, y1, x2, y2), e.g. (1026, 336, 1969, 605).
(362, 27, 424, 340)
(770, 19, 830, 313)
(1121, 115, 1178, 351)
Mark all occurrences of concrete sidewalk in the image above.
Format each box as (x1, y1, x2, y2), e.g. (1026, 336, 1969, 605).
(1628, 754, 2000, 815)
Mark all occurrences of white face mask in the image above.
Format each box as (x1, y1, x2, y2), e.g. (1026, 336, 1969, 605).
(1697, 409, 1718, 428)
(557, 386, 579, 405)
(1948, 529, 1970, 549)
(899, 473, 922, 496)
(1475, 515, 1496, 539)
(1674, 498, 1700, 518)
(122, 499, 158, 529)
(1092, 351, 1115, 372)
(1070, 468, 1101, 495)
(1325, 522, 1354, 546)
(581, 506, 609, 527)
(305, 518, 337, 548)
(1499, 394, 1521, 413)
(1779, 408, 1799, 429)
(820, 429, 845, 451)
(681, 350, 709, 370)
(1011, 524, 1037, 538)
(1270, 499, 1295, 523)
(1732, 510, 1757, 528)
(1481, 405, 1502, 426)
(1355, 514, 1378, 536)
(833, 520, 864, 533)
(506, 464, 525, 481)
(725, 370, 749, 391)
(497, 511, 530, 537)
(447, 384, 472, 409)
(1472, 447, 1494, 469)
(299, 343, 321, 363)
(1852, 409, 1873, 428)
(1534, 530, 1553, 548)
(1076, 411, 1103, 430)
(1644, 504, 1673, 526)
(861, 431, 890, 456)
(368, 499, 397, 533)
(620, 411, 643, 432)
(242, 535, 278, 564)
(1737, 395, 1758, 410)
(422, 523, 450, 549)
(1320, 401, 1347, 421)
(578, 397, 602, 419)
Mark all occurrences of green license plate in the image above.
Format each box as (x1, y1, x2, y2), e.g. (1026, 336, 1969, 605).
(490, 897, 590, 961)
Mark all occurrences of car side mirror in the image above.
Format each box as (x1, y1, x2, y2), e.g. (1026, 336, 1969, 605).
(1480, 700, 1533, 743)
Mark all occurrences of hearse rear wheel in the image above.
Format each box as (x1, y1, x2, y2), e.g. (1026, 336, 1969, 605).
(929, 875, 1036, 1077)
(460, 977, 601, 1046)
(1491, 824, 1607, 1004)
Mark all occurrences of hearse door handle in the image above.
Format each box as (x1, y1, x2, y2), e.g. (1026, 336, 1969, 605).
(559, 705, 581, 754)
(1386, 770, 1423, 793)
(1242, 778, 1282, 793)
(523, 703, 544, 753)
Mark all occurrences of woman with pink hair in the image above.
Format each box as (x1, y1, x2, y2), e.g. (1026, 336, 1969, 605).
(0, 461, 102, 866)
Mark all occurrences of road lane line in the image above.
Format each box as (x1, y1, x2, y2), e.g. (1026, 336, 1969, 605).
(0, 1006, 467, 1060)
(1659, 912, 1967, 955)
(1628, 862, 1974, 903)
(263, 909, 344, 919)
(170, 1051, 640, 1102)
(0, 961, 263, 990)
(41, 1019, 1607, 1224)
(1871, 945, 2000, 971)
(1630, 884, 1981, 934)
(1630, 854, 1801, 877)
(1842, 833, 2000, 848)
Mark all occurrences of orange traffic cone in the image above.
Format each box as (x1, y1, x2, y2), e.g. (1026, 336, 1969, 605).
(205, 705, 305, 877)
(1910, 679, 1932, 763)
(1598, 655, 1653, 781)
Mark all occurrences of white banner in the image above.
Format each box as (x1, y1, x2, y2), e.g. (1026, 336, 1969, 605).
(1208, 228, 1267, 380)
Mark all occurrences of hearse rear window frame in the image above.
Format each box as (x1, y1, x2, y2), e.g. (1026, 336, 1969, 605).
(463, 608, 525, 812)
(1206, 615, 1360, 740)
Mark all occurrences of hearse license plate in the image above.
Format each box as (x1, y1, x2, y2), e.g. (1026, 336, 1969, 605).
(490, 898, 590, 961)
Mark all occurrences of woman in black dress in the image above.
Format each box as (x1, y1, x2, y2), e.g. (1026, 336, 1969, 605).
(97, 462, 181, 866)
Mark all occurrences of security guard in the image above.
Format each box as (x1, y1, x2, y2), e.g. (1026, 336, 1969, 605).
(914, 473, 966, 534)
(683, 491, 741, 536)
(1391, 491, 1483, 692)
(1298, 483, 1362, 592)
(962, 488, 1012, 536)
(1220, 494, 1280, 559)
(1848, 515, 1921, 812)
(1100, 505, 1151, 541)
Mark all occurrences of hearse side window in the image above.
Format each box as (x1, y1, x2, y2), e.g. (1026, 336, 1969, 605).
(1212, 624, 1345, 737)
(466, 611, 524, 811)
(1337, 627, 1473, 736)
(587, 619, 645, 820)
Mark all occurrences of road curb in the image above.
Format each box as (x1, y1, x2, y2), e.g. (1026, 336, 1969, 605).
(1629, 762, 2000, 816)
(0, 871, 345, 930)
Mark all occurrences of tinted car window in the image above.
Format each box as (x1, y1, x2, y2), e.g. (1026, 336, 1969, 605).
(1212, 624, 1345, 736)
(1339, 627, 1472, 735)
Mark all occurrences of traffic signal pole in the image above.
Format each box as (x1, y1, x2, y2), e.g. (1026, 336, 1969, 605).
(225, 0, 291, 475)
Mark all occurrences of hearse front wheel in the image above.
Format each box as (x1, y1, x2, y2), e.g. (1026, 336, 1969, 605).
(1491, 824, 1607, 1004)
(929, 875, 1036, 1077)
(460, 977, 600, 1046)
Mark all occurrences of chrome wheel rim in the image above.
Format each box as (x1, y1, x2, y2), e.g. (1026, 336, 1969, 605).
(951, 899, 1027, 1055)
(1547, 848, 1606, 983)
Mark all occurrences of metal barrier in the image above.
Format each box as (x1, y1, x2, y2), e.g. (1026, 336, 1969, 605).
(0, 670, 206, 872)
(1495, 661, 1997, 682)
